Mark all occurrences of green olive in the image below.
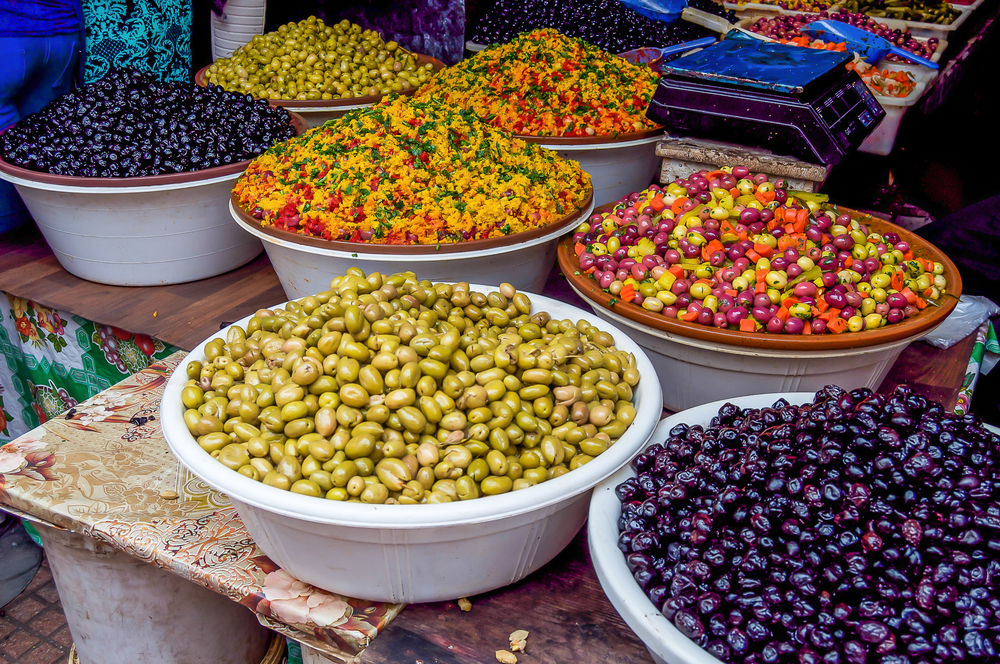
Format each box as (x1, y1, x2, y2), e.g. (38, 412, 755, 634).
(481, 475, 513, 495)
(291, 479, 323, 497)
(375, 457, 412, 491)
(188, 274, 642, 505)
(345, 434, 376, 459)
(263, 471, 292, 490)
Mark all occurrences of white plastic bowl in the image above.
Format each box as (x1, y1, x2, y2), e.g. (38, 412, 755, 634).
(161, 286, 663, 603)
(589, 391, 815, 664)
(532, 134, 663, 207)
(575, 296, 931, 412)
(231, 197, 595, 300)
(0, 169, 262, 286)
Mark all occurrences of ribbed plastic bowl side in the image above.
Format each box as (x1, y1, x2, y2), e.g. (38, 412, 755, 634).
(161, 286, 662, 603)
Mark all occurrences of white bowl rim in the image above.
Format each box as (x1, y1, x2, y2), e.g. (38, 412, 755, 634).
(161, 285, 662, 529)
(229, 199, 596, 261)
(0, 168, 243, 194)
(568, 280, 934, 358)
(588, 391, 818, 664)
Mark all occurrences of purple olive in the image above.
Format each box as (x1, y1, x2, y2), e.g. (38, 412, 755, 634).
(794, 282, 817, 297)
(784, 317, 805, 334)
(726, 307, 748, 325)
(766, 316, 784, 333)
(825, 291, 846, 308)
(887, 293, 908, 309)
(739, 208, 760, 225)
(833, 235, 855, 250)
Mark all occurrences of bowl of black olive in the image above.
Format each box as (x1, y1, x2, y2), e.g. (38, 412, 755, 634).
(0, 68, 305, 286)
(590, 386, 1000, 664)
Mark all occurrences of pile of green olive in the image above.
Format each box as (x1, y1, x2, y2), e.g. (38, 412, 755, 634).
(179, 270, 642, 504)
(203, 17, 437, 101)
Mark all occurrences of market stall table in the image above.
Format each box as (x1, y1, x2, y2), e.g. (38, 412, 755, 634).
(0, 332, 979, 663)
(0, 224, 983, 663)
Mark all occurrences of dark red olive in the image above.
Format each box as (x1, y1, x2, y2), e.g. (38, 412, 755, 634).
(615, 384, 1000, 664)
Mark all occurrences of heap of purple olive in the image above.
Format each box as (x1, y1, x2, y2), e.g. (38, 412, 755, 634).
(1, 68, 295, 178)
(616, 385, 1000, 663)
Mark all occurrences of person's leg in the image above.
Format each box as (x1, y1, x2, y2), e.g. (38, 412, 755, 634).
(0, 38, 30, 233)
(16, 33, 81, 118)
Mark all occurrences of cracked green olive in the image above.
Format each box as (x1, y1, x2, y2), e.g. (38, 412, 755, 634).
(182, 269, 641, 505)
(204, 17, 435, 101)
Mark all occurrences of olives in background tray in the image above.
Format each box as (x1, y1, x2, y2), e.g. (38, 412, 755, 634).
(469, 0, 733, 53)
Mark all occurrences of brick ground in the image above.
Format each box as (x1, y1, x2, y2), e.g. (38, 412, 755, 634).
(0, 557, 70, 664)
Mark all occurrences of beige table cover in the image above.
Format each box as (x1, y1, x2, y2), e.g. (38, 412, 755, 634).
(0, 351, 403, 663)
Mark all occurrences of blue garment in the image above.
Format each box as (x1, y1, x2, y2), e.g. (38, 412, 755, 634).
(0, 32, 81, 232)
(0, 0, 80, 37)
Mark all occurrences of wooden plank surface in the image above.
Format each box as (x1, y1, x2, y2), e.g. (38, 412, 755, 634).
(360, 528, 654, 664)
(877, 329, 978, 411)
(0, 224, 287, 351)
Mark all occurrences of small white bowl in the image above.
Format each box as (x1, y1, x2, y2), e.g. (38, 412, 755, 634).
(162, 285, 662, 603)
(589, 392, 815, 664)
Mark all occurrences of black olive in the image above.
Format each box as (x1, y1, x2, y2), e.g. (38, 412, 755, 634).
(615, 385, 1000, 663)
(2, 67, 295, 177)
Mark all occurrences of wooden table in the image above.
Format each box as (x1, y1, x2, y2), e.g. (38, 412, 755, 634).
(0, 224, 286, 351)
(0, 226, 979, 663)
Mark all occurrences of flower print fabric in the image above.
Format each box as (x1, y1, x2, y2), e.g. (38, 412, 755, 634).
(0, 292, 177, 443)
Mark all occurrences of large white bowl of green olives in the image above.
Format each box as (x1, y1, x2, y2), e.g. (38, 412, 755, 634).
(161, 271, 662, 603)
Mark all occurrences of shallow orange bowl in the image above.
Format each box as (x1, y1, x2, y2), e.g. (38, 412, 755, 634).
(556, 203, 962, 352)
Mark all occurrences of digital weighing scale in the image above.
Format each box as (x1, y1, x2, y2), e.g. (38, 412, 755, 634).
(647, 37, 886, 165)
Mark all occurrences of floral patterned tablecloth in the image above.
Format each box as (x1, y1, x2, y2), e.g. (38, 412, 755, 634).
(0, 292, 177, 444)
(0, 351, 403, 662)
